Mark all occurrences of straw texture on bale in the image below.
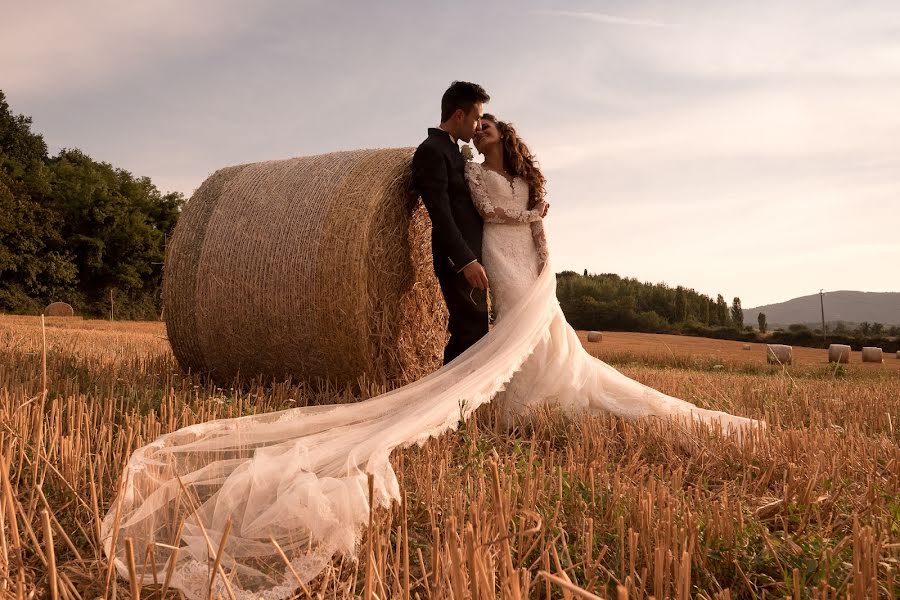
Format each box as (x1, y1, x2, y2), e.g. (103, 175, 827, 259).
(587, 331, 603, 343)
(742, 344, 752, 351)
(766, 344, 793, 365)
(43, 302, 74, 317)
(861, 347, 883, 363)
(163, 148, 447, 386)
(828, 344, 851, 364)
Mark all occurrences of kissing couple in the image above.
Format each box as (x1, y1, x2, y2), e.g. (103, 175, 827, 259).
(102, 81, 762, 600)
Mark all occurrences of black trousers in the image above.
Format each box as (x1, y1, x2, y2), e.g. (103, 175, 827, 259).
(437, 270, 489, 364)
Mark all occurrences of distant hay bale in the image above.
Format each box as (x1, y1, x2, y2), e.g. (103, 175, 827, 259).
(742, 344, 752, 351)
(766, 344, 793, 365)
(43, 302, 74, 317)
(587, 331, 603, 343)
(861, 347, 883, 363)
(897, 350, 900, 360)
(163, 148, 446, 386)
(828, 344, 851, 364)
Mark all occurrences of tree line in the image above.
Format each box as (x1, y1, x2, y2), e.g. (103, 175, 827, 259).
(0, 90, 182, 319)
(557, 269, 746, 336)
(557, 270, 899, 352)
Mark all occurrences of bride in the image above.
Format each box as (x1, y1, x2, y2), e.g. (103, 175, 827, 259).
(102, 117, 761, 599)
(466, 114, 759, 429)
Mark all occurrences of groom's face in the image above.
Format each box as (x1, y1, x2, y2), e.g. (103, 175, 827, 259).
(457, 102, 484, 143)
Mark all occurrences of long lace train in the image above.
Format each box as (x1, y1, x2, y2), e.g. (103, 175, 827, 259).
(102, 262, 561, 600)
(102, 259, 760, 599)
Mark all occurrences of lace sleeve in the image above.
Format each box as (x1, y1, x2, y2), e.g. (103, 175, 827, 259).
(465, 163, 543, 224)
(530, 221, 550, 273)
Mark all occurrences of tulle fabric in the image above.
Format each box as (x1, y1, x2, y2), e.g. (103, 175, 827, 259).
(102, 259, 760, 599)
(101, 262, 561, 600)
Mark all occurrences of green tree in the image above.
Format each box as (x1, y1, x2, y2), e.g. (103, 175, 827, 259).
(731, 297, 743, 329)
(674, 286, 687, 322)
(715, 294, 729, 326)
(0, 90, 48, 169)
(0, 91, 78, 311)
(0, 89, 182, 317)
(47, 148, 183, 316)
(757, 312, 767, 333)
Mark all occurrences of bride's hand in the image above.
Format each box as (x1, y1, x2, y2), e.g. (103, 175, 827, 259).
(536, 201, 549, 218)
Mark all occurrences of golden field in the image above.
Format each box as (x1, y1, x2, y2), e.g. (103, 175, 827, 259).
(0, 314, 897, 599)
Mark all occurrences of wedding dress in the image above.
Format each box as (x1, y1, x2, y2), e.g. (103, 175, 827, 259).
(466, 162, 759, 428)
(102, 163, 760, 599)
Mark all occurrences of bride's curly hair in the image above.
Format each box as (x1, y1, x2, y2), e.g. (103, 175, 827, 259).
(482, 114, 546, 209)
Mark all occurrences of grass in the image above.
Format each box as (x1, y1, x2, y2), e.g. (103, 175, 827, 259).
(0, 314, 897, 598)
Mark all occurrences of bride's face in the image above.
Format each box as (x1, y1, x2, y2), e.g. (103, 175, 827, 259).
(473, 120, 501, 154)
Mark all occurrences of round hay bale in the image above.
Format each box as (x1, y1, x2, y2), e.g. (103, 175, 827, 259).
(861, 347, 883, 363)
(766, 344, 792, 365)
(163, 148, 446, 386)
(742, 344, 752, 351)
(43, 302, 74, 317)
(827, 344, 851, 364)
(896, 350, 900, 359)
(587, 331, 603, 343)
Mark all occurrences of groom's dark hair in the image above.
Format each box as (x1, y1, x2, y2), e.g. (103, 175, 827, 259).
(441, 81, 490, 122)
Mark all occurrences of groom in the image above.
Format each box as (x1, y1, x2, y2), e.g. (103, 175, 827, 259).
(412, 81, 491, 364)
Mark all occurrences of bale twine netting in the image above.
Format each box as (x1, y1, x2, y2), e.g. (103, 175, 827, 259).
(163, 148, 447, 387)
(43, 302, 74, 317)
(828, 344, 851, 364)
(861, 347, 883, 363)
(766, 344, 793, 365)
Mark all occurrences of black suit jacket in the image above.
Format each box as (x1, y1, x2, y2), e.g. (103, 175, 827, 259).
(412, 128, 484, 277)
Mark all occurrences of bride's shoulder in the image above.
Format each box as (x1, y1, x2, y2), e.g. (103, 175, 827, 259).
(463, 161, 483, 180)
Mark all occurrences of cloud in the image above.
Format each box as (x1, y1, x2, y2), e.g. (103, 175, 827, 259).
(531, 9, 677, 29)
(3, 1, 896, 305)
(0, 1, 262, 97)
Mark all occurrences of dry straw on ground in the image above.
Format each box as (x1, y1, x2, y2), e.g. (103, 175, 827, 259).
(828, 344, 851, 364)
(861, 347, 884, 363)
(43, 302, 73, 317)
(164, 148, 447, 387)
(1, 315, 898, 599)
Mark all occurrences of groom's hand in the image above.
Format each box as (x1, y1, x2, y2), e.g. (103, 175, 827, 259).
(462, 261, 489, 290)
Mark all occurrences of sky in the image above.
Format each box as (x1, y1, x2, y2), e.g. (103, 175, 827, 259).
(2, 0, 899, 307)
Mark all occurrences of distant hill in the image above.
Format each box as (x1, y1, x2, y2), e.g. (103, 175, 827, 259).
(745, 291, 900, 327)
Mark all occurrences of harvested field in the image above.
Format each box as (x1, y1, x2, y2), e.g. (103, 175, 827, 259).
(0, 314, 897, 599)
(579, 331, 900, 373)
